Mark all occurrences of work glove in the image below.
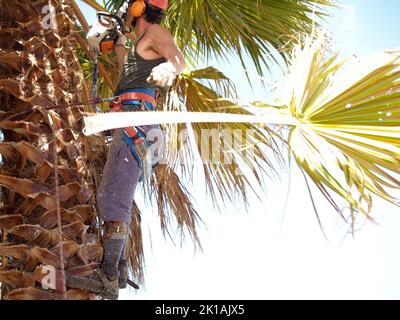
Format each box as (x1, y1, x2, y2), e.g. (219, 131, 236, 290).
(115, 30, 127, 48)
(147, 62, 176, 89)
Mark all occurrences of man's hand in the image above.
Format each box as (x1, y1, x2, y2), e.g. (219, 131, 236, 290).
(146, 62, 176, 88)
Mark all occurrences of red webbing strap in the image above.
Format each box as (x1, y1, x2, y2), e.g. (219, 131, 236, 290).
(109, 99, 147, 143)
(118, 92, 157, 107)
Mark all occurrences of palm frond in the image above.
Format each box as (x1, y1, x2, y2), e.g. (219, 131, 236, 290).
(104, 0, 334, 75)
(261, 33, 400, 221)
(162, 67, 285, 211)
(167, 0, 333, 73)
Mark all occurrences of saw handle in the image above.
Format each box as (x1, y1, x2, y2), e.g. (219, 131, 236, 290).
(97, 12, 126, 34)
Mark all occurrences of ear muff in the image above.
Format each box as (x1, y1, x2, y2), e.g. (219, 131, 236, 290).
(129, 0, 146, 18)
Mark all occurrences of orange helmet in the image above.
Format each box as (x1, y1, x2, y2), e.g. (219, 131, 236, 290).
(147, 0, 168, 11)
(129, 0, 168, 19)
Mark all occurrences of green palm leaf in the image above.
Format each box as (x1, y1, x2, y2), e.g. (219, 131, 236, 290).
(167, 0, 333, 71)
(104, 0, 333, 75)
(162, 67, 285, 210)
(259, 33, 400, 221)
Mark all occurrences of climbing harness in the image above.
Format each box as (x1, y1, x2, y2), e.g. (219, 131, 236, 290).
(111, 88, 163, 179)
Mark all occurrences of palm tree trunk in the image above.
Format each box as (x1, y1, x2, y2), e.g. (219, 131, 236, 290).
(0, 0, 102, 300)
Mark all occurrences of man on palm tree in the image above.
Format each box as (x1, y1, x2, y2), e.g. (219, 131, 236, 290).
(69, 0, 185, 299)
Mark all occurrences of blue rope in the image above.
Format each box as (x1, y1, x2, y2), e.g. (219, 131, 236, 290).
(92, 54, 101, 113)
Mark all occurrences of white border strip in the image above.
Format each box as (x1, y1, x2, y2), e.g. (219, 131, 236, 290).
(83, 111, 298, 136)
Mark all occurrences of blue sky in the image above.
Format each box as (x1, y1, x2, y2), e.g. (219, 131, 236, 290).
(77, 1, 400, 299)
(216, 0, 400, 103)
(332, 0, 399, 56)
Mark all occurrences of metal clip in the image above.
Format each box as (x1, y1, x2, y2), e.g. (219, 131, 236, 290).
(113, 96, 120, 104)
(140, 99, 146, 111)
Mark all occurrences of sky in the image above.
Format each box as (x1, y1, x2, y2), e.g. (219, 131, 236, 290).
(76, 0, 400, 300)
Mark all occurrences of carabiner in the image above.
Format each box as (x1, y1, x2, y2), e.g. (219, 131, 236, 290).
(113, 96, 121, 104)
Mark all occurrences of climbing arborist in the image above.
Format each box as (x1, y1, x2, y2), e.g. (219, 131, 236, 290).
(68, 0, 185, 299)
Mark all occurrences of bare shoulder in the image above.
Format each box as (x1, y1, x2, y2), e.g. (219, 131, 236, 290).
(147, 24, 172, 41)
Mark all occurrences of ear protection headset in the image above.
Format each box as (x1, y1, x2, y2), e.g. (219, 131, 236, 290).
(129, 0, 146, 18)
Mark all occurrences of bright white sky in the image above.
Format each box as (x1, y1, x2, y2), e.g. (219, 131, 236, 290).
(77, 0, 400, 300)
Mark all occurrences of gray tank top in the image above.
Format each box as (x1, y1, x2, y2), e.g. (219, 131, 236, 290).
(116, 32, 166, 93)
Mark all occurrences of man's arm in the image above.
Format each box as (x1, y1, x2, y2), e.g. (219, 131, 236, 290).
(149, 25, 185, 74)
(146, 25, 185, 87)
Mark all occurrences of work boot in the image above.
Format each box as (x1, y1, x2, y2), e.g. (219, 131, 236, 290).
(67, 221, 128, 299)
(118, 259, 128, 289)
(101, 221, 129, 286)
(66, 270, 119, 300)
(117, 244, 140, 290)
(66, 222, 131, 299)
